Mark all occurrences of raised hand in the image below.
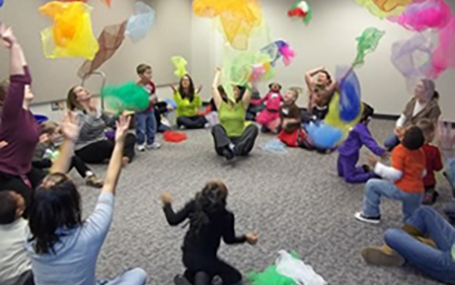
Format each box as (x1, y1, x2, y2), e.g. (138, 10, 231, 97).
(0, 140, 8, 149)
(61, 112, 79, 142)
(0, 25, 17, 49)
(115, 114, 131, 143)
(246, 232, 259, 245)
(160, 192, 173, 204)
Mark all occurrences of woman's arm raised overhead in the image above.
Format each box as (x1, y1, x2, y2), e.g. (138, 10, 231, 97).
(212, 68, 223, 110)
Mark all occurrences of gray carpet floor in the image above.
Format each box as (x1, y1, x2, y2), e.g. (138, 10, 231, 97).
(73, 119, 451, 285)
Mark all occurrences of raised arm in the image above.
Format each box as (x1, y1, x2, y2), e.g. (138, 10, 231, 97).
(1, 26, 30, 121)
(169, 84, 177, 94)
(161, 192, 194, 226)
(102, 114, 131, 196)
(242, 85, 252, 109)
(304, 66, 324, 90)
(50, 112, 79, 174)
(212, 68, 223, 110)
(196, 84, 203, 94)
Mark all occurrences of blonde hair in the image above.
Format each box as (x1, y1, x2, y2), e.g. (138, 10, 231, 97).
(416, 118, 436, 138)
(288, 87, 301, 99)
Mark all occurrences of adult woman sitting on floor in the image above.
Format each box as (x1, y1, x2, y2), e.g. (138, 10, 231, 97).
(170, 74, 207, 129)
(66, 86, 136, 165)
(210, 68, 258, 161)
(384, 79, 441, 151)
(0, 25, 45, 211)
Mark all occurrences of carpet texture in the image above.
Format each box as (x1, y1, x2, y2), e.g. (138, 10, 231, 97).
(73, 119, 450, 285)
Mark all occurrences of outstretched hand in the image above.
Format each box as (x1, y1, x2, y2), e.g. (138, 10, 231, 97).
(115, 114, 131, 143)
(246, 232, 259, 245)
(0, 25, 17, 49)
(61, 112, 79, 142)
(160, 192, 173, 204)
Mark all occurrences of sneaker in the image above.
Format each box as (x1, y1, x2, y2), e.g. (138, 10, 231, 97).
(146, 142, 161, 150)
(361, 247, 405, 266)
(86, 175, 103, 188)
(355, 212, 381, 224)
(222, 148, 235, 161)
(136, 144, 146, 152)
(173, 275, 191, 285)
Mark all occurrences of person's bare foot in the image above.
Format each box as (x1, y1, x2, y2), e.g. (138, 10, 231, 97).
(122, 156, 130, 168)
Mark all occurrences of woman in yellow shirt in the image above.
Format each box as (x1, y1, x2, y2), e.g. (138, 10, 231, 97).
(170, 75, 207, 129)
(210, 68, 258, 161)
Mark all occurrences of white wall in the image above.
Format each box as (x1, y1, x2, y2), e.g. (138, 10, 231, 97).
(0, 0, 192, 104)
(190, 0, 455, 121)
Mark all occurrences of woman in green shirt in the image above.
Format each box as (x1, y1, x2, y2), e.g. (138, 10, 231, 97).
(170, 75, 207, 129)
(210, 68, 258, 160)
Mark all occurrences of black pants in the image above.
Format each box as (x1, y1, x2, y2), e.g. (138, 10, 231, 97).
(155, 102, 169, 132)
(211, 124, 258, 157)
(33, 156, 92, 178)
(75, 134, 136, 164)
(183, 252, 242, 285)
(177, 116, 207, 129)
(0, 167, 46, 214)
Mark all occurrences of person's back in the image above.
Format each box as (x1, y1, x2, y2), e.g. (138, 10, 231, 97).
(26, 191, 114, 285)
(0, 191, 33, 285)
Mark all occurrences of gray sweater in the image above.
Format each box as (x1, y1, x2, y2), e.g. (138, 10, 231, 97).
(74, 110, 116, 151)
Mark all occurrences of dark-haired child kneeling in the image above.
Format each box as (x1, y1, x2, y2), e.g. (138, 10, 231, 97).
(337, 103, 387, 184)
(0, 191, 34, 285)
(161, 181, 258, 285)
(355, 126, 426, 224)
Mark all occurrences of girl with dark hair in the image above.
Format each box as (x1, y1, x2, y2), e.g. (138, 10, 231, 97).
(66, 86, 136, 165)
(161, 181, 258, 285)
(210, 68, 259, 160)
(0, 25, 45, 211)
(337, 103, 387, 184)
(384, 79, 441, 151)
(25, 113, 147, 285)
(302, 66, 337, 123)
(254, 83, 283, 133)
(170, 74, 207, 129)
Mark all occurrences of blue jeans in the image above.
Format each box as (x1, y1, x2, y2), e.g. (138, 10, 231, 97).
(384, 133, 400, 151)
(362, 179, 423, 221)
(97, 268, 147, 285)
(385, 207, 455, 284)
(135, 110, 156, 145)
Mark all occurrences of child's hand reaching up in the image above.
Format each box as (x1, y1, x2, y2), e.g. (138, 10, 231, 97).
(246, 232, 259, 245)
(161, 192, 173, 205)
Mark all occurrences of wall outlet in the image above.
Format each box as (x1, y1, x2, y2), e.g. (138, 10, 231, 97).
(51, 102, 59, 111)
(50, 101, 65, 111)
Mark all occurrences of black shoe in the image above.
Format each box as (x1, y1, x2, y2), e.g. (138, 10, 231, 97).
(174, 275, 191, 285)
(362, 164, 371, 173)
(355, 212, 381, 224)
(222, 148, 235, 161)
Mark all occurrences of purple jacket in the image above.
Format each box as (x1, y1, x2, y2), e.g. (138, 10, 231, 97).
(0, 66, 39, 176)
(338, 122, 385, 157)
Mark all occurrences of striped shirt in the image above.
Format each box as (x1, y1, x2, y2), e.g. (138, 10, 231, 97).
(74, 110, 116, 151)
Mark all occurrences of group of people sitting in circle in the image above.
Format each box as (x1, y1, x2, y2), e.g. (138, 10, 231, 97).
(1, 24, 455, 285)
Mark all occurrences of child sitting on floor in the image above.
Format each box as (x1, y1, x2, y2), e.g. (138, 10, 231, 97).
(355, 126, 426, 224)
(337, 103, 387, 184)
(32, 121, 103, 188)
(161, 181, 258, 285)
(277, 87, 311, 148)
(416, 119, 443, 205)
(254, 83, 283, 133)
(0, 191, 33, 285)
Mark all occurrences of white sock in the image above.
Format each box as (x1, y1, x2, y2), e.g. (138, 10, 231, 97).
(85, 171, 94, 178)
(228, 143, 235, 151)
